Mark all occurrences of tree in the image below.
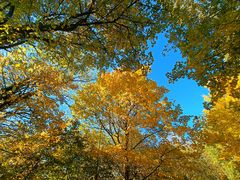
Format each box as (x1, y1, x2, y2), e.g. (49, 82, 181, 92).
(0, 0, 168, 70)
(0, 47, 76, 139)
(0, 47, 78, 178)
(199, 76, 240, 177)
(72, 69, 206, 179)
(159, 1, 240, 178)
(0, 119, 117, 179)
(162, 0, 240, 103)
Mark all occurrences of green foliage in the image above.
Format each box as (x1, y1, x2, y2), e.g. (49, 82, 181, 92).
(203, 145, 240, 180)
(164, 0, 240, 102)
(0, 0, 167, 71)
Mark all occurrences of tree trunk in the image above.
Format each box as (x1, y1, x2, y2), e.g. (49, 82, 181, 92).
(124, 129, 130, 180)
(125, 164, 130, 180)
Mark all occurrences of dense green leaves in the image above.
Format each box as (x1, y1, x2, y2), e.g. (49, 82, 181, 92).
(164, 0, 240, 102)
(0, 0, 167, 70)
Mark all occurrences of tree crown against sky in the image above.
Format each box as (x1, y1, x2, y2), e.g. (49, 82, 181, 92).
(0, 0, 168, 71)
(163, 0, 240, 103)
(72, 70, 208, 179)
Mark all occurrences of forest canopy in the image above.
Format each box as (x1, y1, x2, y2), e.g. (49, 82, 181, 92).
(0, 0, 239, 179)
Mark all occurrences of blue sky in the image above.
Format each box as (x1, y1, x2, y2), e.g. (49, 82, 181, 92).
(148, 34, 208, 116)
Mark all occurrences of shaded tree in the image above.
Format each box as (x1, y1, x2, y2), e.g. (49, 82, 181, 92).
(162, 0, 240, 103)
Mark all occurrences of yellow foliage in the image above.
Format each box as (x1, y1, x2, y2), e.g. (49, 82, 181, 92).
(72, 70, 197, 179)
(202, 77, 240, 172)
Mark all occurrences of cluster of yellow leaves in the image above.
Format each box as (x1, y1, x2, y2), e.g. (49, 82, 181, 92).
(0, 127, 64, 178)
(203, 96, 240, 161)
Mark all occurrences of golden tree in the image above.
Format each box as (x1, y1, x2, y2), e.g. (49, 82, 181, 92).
(72, 69, 205, 179)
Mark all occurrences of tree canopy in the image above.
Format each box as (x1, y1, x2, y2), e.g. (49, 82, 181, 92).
(0, 0, 239, 179)
(72, 69, 200, 179)
(0, 0, 167, 70)
(164, 0, 240, 103)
